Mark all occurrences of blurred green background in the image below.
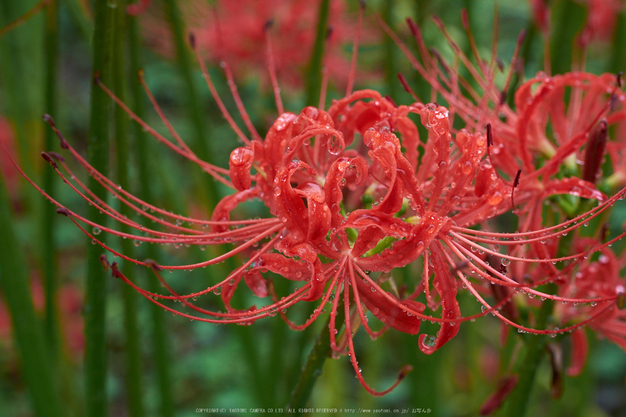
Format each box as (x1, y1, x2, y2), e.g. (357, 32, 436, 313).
(1, 0, 626, 416)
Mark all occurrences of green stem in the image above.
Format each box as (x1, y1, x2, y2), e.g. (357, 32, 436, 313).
(610, 9, 626, 73)
(85, 0, 117, 416)
(285, 326, 331, 414)
(503, 291, 555, 417)
(114, 4, 145, 416)
(0, 180, 63, 417)
(382, 0, 399, 99)
(162, 0, 217, 202)
(286, 302, 344, 415)
(42, 0, 59, 362)
(305, 0, 329, 107)
(127, 13, 175, 417)
(549, 0, 585, 75)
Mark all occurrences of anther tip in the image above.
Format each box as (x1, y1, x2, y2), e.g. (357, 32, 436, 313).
(93, 70, 101, 85)
(100, 254, 110, 272)
(461, 9, 469, 30)
(42, 113, 55, 126)
(406, 18, 418, 36)
(399, 364, 413, 379)
(518, 29, 527, 44)
(41, 152, 57, 169)
(499, 90, 507, 105)
(144, 258, 163, 271)
(188, 32, 196, 48)
(264, 19, 274, 31)
(56, 207, 71, 216)
(513, 169, 522, 188)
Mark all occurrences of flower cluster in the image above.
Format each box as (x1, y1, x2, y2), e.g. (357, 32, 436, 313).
(14, 6, 626, 397)
(140, 0, 366, 88)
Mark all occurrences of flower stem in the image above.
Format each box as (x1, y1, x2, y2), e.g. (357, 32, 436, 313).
(286, 302, 344, 415)
(42, 0, 60, 362)
(286, 325, 332, 414)
(114, 3, 145, 416)
(162, 0, 218, 204)
(549, 0, 585, 75)
(503, 290, 555, 417)
(127, 11, 175, 417)
(382, 0, 399, 99)
(85, 0, 117, 416)
(305, 0, 329, 107)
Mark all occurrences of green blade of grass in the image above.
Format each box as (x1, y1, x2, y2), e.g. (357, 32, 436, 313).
(305, 0, 329, 107)
(85, 0, 118, 416)
(0, 181, 63, 417)
(126, 11, 174, 417)
(42, 0, 59, 362)
(114, 3, 145, 416)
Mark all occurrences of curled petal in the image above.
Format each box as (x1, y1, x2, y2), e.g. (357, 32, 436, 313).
(295, 181, 332, 242)
(273, 161, 316, 242)
(479, 376, 518, 416)
(543, 177, 606, 202)
(229, 146, 255, 191)
(325, 156, 368, 228)
(243, 270, 269, 298)
(211, 188, 259, 233)
(285, 243, 327, 301)
(263, 112, 297, 174)
(394, 110, 421, 171)
(251, 253, 311, 281)
(418, 246, 461, 355)
(566, 328, 589, 377)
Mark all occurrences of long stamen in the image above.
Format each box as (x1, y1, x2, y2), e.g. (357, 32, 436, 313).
(190, 33, 252, 145)
(345, 0, 364, 96)
(264, 20, 284, 115)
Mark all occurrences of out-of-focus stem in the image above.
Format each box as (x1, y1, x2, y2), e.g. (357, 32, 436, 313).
(503, 288, 555, 417)
(0, 181, 63, 417)
(42, 0, 59, 362)
(549, 0, 585, 75)
(85, 0, 117, 416)
(382, 0, 399, 99)
(286, 302, 345, 415)
(114, 3, 145, 416)
(286, 325, 332, 414)
(305, 0, 329, 107)
(127, 12, 174, 417)
(162, 0, 218, 205)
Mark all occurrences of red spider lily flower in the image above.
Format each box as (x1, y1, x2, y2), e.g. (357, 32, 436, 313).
(382, 4, 626, 356)
(140, 0, 369, 88)
(529, 0, 549, 34)
(576, 0, 622, 45)
(8, 9, 626, 397)
(126, 0, 150, 16)
(555, 238, 626, 375)
(529, 0, 621, 46)
(384, 13, 626, 249)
